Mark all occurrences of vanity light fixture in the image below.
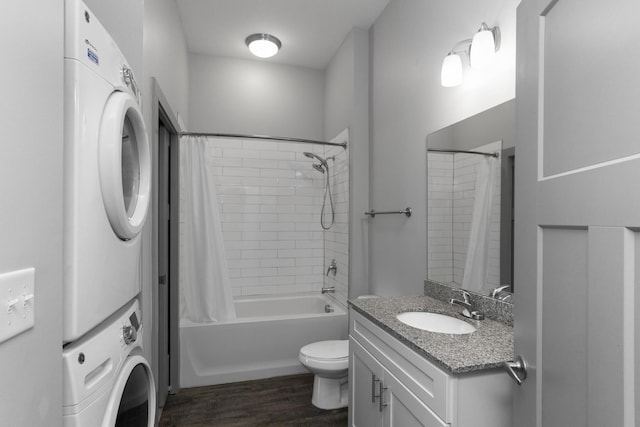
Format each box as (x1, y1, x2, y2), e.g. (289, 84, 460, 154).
(440, 22, 500, 87)
(470, 23, 500, 68)
(245, 33, 282, 59)
(440, 40, 469, 87)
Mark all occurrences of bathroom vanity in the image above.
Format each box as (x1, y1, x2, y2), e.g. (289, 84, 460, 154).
(348, 296, 513, 427)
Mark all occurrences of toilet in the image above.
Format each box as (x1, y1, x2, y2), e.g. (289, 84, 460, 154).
(298, 294, 379, 409)
(299, 340, 349, 409)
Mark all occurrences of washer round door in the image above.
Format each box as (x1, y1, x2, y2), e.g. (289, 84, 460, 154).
(103, 354, 156, 427)
(99, 90, 151, 240)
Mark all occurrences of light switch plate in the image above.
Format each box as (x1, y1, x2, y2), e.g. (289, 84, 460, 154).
(0, 268, 35, 344)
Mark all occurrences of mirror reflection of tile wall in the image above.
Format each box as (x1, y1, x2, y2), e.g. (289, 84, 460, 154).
(427, 141, 502, 292)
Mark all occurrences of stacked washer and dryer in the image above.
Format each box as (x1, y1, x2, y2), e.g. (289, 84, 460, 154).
(62, 0, 156, 425)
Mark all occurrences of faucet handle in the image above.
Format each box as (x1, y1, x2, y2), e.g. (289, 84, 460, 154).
(461, 290, 471, 303)
(326, 258, 337, 276)
(490, 285, 511, 298)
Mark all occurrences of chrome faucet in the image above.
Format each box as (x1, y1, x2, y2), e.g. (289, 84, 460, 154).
(490, 285, 512, 299)
(321, 286, 335, 294)
(326, 259, 337, 276)
(450, 291, 484, 320)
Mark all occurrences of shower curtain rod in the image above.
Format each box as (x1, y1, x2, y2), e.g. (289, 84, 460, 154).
(428, 148, 499, 158)
(180, 131, 347, 149)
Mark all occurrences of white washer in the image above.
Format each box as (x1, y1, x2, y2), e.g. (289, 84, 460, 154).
(63, 299, 156, 426)
(63, 0, 151, 342)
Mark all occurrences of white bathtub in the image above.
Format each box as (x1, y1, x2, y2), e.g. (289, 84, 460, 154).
(179, 293, 348, 388)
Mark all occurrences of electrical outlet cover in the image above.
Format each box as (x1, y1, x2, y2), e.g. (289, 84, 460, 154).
(0, 268, 35, 344)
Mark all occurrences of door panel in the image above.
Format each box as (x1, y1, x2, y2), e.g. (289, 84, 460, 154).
(586, 228, 632, 425)
(540, 228, 588, 426)
(516, 0, 640, 425)
(541, 0, 640, 177)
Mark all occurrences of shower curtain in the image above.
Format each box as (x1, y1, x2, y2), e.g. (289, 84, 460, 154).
(180, 135, 236, 323)
(461, 155, 498, 292)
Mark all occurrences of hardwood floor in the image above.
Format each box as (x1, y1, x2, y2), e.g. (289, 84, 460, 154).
(158, 374, 348, 427)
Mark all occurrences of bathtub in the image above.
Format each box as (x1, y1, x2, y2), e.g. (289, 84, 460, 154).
(179, 293, 348, 388)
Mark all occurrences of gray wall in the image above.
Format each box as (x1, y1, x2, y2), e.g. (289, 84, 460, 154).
(188, 54, 324, 139)
(0, 1, 64, 425)
(324, 28, 371, 299)
(84, 0, 144, 76)
(144, 0, 190, 128)
(368, 0, 518, 296)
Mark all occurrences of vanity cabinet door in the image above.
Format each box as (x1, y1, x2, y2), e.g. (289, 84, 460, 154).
(351, 338, 448, 427)
(350, 339, 384, 427)
(383, 371, 448, 427)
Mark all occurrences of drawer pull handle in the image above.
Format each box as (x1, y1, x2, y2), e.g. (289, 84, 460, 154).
(371, 374, 379, 402)
(379, 381, 388, 412)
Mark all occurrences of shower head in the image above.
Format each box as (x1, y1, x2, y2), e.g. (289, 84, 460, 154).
(303, 152, 329, 173)
(303, 152, 327, 167)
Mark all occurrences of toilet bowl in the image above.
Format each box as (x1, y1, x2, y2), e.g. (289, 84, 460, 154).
(299, 340, 349, 409)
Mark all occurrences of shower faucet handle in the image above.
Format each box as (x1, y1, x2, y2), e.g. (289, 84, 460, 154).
(490, 285, 512, 298)
(326, 259, 337, 276)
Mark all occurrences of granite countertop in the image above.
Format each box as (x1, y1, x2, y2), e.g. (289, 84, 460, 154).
(349, 295, 514, 374)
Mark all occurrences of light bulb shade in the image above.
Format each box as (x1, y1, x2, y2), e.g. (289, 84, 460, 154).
(470, 29, 496, 68)
(441, 53, 463, 87)
(245, 33, 281, 58)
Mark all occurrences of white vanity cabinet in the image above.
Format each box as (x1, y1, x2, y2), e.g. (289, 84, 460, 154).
(349, 308, 512, 427)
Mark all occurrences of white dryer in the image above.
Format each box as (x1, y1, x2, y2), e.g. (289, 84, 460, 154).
(63, 0, 151, 342)
(63, 299, 156, 426)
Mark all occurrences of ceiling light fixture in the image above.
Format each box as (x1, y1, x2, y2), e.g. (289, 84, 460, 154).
(440, 22, 500, 87)
(245, 33, 282, 59)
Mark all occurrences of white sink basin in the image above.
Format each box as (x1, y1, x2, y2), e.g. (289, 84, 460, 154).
(396, 312, 476, 334)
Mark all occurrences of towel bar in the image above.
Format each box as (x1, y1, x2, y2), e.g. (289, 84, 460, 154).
(364, 207, 412, 218)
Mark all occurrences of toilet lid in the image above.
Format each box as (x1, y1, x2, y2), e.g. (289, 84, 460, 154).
(300, 340, 348, 361)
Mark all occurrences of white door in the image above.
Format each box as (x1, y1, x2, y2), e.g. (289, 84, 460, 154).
(99, 90, 151, 240)
(515, 0, 640, 426)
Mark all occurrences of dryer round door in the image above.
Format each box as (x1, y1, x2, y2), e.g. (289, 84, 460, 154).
(99, 91, 151, 240)
(102, 354, 156, 427)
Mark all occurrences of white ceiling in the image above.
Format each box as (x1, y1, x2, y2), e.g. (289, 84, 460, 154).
(176, 0, 390, 70)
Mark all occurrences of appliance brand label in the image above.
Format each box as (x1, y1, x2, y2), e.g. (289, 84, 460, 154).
(87, 48, 99, 65)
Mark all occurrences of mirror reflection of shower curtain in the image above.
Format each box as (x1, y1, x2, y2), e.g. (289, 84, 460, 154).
(461, 155, 497, 292)
(180, 135, 236, 323)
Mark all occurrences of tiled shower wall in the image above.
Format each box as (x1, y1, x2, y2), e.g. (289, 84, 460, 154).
(180, 136, 349, 308)
(427, 141, 501, 290)
(323, 143, 349, 307)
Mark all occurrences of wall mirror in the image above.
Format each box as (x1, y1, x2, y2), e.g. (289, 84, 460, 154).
(426, 99, 515, 300)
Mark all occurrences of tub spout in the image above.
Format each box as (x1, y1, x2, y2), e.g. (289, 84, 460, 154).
(321, 287, 335, 294)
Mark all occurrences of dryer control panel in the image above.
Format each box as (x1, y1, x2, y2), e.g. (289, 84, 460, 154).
(122, 311, 140, 345)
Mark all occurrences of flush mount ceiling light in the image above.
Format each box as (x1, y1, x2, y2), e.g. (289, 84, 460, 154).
(245, 33, 282, 59)
(440, 22, 500, 87)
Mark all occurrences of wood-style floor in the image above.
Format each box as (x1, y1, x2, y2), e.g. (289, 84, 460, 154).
(158, 374, 348, 427)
